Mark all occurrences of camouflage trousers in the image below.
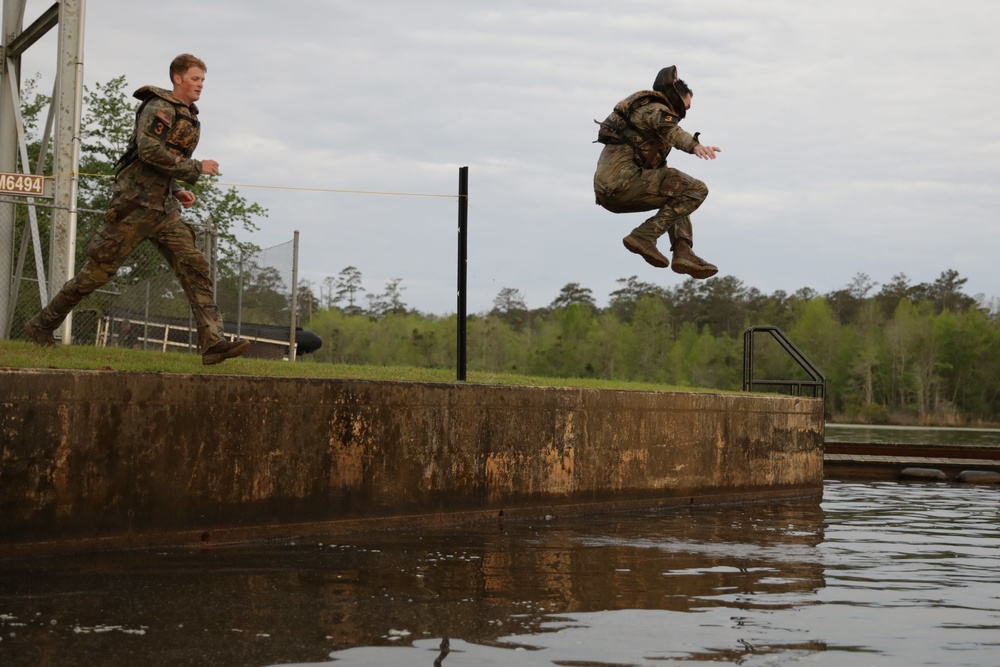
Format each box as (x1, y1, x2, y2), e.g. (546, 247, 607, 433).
(595, 165, 708, 250)
(33, 200, 226, 353)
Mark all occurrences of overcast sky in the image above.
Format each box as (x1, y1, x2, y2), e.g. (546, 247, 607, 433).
(16, 0, 1000, 314)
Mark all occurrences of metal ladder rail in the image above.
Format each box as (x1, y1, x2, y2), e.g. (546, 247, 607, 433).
(743, 325, 826, 397)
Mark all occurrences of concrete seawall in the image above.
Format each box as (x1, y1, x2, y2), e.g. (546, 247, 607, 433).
(0, 369, 824, 554)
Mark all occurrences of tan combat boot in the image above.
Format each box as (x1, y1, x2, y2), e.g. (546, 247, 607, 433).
(202, 339, 251, 365)
(24, 318, 58, 347)
(623, 234, 669, 268)
(671, 240, 718, 279)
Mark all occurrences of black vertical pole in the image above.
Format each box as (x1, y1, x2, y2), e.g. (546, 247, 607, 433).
(457, 166, 469, 381)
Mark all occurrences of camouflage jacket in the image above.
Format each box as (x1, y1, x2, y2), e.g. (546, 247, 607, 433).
(594, 90, 699, 170)
(112, 86, 203, 212)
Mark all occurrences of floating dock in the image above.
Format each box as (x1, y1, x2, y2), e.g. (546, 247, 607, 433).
(824, 442, 1000, 480)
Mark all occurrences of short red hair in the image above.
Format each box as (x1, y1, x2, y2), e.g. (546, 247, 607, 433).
(169, 54, 207, 83)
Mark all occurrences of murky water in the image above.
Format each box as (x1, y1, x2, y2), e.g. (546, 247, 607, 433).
(2, 480, 999, 666)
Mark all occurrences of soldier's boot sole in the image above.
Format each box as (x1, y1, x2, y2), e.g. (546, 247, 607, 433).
(622, 235, 669, 268)
(671, 255, 719, 280)
(24, 319, 58, 347)
(202, 339, 251, 366)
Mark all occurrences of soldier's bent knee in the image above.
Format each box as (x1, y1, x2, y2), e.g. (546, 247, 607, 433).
(691, 179, 708, 201)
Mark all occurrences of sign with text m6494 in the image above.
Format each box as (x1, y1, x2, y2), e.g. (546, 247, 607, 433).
(0, 172, 50, 198)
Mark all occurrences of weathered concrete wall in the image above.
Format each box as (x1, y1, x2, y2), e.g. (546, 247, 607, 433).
(0, 369, 823, 553)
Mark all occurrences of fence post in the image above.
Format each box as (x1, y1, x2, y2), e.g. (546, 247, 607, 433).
(142, 281, 150, 350)
(456, 166, 468, 381)
(289, 230, 299, 361)
(206, 217, 218, 301)
(236, 249, 244, 338)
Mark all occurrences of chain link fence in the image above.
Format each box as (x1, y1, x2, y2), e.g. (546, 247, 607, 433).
(219, 237, 299, 360)
(1, 197, 300, 360)
(1, 196, 54, 344)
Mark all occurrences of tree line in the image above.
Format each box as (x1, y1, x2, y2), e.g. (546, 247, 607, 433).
(301, 267, 1000, 426)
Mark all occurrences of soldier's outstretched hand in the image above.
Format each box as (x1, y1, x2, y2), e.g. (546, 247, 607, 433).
(694, 144, 721, 160)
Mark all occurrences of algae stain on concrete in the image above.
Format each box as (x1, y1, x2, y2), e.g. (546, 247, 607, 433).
(326, 411, 370, 491)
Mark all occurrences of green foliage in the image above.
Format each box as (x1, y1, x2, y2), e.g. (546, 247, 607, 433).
(549, 282, 596, 310)
(366, 278, 407, 319)
(332, 266, 366, 314)
(81, 76, 134, 165)
(608, 276, 662, 323)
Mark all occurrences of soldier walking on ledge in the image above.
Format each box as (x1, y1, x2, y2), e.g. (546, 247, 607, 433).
(594, 65, 721, 279)
(25, 54, 249, 365)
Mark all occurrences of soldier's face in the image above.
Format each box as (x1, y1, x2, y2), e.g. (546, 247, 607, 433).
(682, 93, 692, 110)
(173, 67, 205, 105)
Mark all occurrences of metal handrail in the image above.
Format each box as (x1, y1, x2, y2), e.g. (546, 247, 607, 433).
(743, 325, 826, 398)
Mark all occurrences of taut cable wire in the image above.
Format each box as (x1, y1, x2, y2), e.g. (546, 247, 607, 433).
(58, 172, 463, 199)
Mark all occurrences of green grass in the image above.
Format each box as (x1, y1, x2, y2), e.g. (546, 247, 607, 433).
(0, 339, 712, 393)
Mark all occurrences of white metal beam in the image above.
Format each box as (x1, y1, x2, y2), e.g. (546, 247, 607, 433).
(50, 0, 85, 343)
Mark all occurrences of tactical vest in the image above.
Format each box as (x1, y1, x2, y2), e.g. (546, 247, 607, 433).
(114, 86, 201, 176)
(594, 90, 681, 169)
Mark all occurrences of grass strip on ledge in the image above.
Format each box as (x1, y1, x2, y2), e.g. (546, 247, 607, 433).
(0, 339, 718, 393)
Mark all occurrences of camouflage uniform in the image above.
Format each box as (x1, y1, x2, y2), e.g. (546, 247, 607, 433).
(29, 86, 227, 353)
(593, 90, 706, 251)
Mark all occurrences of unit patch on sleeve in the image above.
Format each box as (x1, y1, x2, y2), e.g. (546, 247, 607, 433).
(659, 111, 680, 126)
(146, 110, 172, 138)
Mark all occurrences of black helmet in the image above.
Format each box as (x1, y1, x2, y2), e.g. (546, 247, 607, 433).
(652, 66, 687, 118)
(652, 66, 678, 93)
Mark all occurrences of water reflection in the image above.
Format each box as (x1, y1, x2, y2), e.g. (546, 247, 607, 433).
(1, 481, 998, 666)
(826, 423, 1000, 447)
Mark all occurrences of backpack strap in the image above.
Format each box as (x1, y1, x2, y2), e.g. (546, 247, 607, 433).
(113, 86, 198, 175)
(113, 97, 156, 176)
(595, 91, 675, 169)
